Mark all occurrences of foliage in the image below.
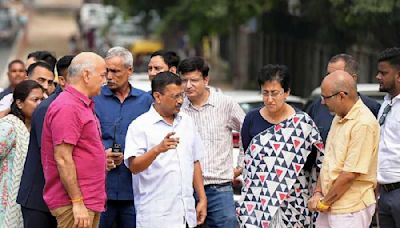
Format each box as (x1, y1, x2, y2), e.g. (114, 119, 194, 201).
(104, 0, 400, 48)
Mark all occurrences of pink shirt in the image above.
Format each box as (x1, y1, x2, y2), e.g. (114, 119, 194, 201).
(41, 85, 106, 212)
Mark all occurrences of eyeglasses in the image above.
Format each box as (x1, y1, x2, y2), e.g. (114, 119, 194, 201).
(181, 77, 203, 84)
(166, 93, 184, 100)
(262, 90, 284, 98)
(320, 91, 348, 102)
(379, 103, 392, 125)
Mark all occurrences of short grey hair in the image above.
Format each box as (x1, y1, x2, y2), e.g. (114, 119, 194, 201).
(328, 53, 358, 77)
(68, 62, 95, 78)
(105, 46, 133, 68)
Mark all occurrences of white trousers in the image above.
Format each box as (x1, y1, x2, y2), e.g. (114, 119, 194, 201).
(315, 204, 375, 228)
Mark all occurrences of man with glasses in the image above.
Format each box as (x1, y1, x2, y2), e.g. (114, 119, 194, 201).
(307, 54, 380, 143)
(375, 47, 400, 228)
(308, 70, 379, 228)
(93, 47, 153, 228)
(178, 56, 245, 228)
(124, 72, 207, 227)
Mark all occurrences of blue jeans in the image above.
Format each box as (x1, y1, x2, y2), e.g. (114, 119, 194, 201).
(99, 200, 136, 228)
(196, 183, 237, 228)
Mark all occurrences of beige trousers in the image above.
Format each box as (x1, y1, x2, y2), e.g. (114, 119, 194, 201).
(50, 205, 100, 228)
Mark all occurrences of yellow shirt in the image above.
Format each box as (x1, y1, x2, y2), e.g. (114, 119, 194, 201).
(320, 99, 379, 214)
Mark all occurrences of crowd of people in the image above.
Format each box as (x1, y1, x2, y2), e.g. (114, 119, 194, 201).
(0, 46, 399, 228)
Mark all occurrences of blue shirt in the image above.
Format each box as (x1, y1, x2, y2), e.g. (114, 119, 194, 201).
(307, 93, 380, 143)
(93, 85, 152, 200)
(17, 86, 62, 212)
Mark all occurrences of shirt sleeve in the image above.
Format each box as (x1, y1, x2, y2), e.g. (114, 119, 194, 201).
(241, 113, 252, 152)
(228, 100, 245, 132)
(343, 123, 378, 174)
(50, 106, 83, 146)
(0, 94, 13, 112)
(191, 122, 204, 162)
(124, 120, 147, 168)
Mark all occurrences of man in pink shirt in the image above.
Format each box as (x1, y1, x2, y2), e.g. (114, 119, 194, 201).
(41, 52, 107, 228)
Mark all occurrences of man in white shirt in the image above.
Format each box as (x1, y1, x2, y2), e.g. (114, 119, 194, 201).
(0, 59, 27, 112)
(124, 72, 207, 228)
(376, 47, 400, 228)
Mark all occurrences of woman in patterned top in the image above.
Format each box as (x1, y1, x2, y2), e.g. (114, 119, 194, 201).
(237, 64, 324, 227)
(0, 80, 44, 227)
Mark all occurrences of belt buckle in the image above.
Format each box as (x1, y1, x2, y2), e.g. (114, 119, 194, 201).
(384, 183, 396, 192)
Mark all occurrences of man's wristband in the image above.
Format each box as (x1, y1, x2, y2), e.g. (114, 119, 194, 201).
(316, 198, 330, 210)
(70, 197, 83, 203)
(313, 189, 323, 196)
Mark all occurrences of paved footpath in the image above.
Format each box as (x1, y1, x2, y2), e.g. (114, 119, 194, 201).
(17, 0, 82, 60)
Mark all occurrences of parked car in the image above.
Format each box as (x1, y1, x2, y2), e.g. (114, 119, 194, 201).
(0, 7, 19, 44)
(108, 23, 144, 48)
(223, 90, 307, 201)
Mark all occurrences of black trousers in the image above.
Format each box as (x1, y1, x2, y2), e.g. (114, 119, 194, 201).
(378, 186, 400, 228)
(21, 206, 57, 228)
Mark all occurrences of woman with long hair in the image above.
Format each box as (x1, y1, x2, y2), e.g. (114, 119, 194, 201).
(0, 80, 44, 227)
(237, 64, 324, 227)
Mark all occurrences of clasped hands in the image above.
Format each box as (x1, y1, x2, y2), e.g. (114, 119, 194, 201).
(308, 192, 331, 213)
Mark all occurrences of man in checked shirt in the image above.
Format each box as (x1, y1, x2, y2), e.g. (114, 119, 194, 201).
(179, 56, 245, 228)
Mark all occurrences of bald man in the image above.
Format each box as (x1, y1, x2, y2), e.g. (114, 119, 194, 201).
(41, 52, 107, 228)
(308, 71, 379, 228)
(307, 54, 380, 143)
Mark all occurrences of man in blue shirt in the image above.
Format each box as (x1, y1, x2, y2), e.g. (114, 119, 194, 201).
(307, 54, 381, 143)
(16, 55, 74, 228)
(94, 47, 153, 228)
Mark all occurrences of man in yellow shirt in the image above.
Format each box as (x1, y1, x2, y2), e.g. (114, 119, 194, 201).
(308, 70, 379, 228)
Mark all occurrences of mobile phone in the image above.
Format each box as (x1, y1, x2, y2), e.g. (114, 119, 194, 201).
(112, 143, 122, 153)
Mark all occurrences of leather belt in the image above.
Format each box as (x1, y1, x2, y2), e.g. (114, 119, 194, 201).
(382, 182, 400, 192)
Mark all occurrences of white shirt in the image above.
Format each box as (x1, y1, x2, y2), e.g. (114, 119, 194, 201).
(0, 93, 13, 112)
(181, 88, 245, 185)
(124, 105, 204, 228)
(377, 93, 400, 184)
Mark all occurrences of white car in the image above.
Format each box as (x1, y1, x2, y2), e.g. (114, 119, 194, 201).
(129, 73, 151, 92)
(223, 90, 307, 201)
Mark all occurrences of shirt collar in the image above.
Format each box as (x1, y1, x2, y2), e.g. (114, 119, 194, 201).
(185, 87, 215, 109)
(64, 85, 93, 107)
(102, 83, 141, 98)
(384, 92, 400, 104)
(338, 98, 363, 122)
(148, 105, 183, 125)
(54, 85, 63, 95)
